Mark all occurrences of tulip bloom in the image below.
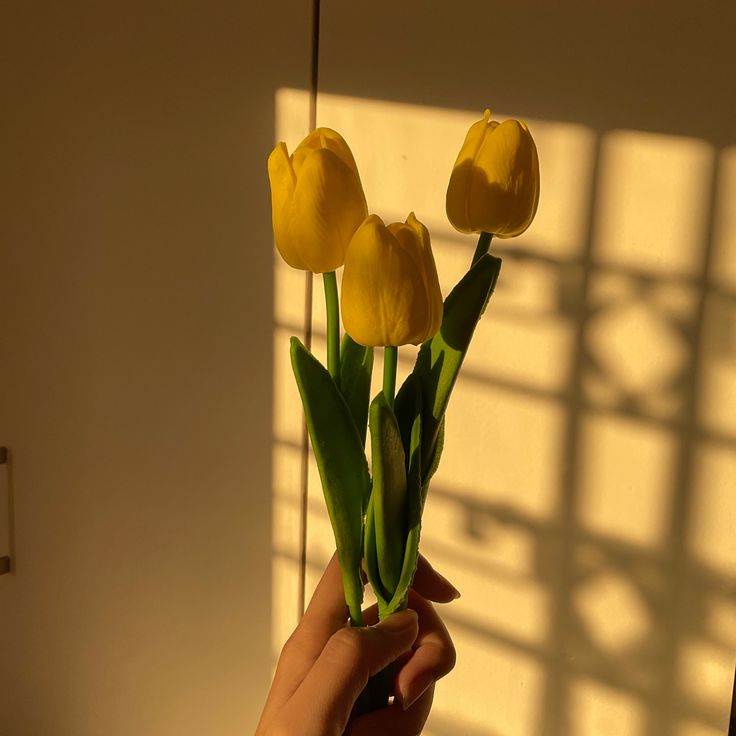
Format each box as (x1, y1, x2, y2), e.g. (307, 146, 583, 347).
(342, 213, 443, 347)
(446, 110, 540, 238)
(267, 128, 368, 273)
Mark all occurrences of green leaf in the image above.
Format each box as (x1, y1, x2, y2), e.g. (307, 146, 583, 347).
(421, 415, 444, 502)
(396, 253, 501, 480)
(383, 376, 424, 616)
(290, 336, 370, 624)
(339, 334, 374, 449)
(364, 493, 390, 606)
(368, 392, 408, 598)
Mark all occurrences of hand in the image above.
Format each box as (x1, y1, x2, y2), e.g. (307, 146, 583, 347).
(256, 553, 458, 736)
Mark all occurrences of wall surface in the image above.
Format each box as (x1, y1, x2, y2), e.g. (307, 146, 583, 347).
(0, 3, 310, 734)
(2, 2, 735, 736)
(274, 2, 736, 736)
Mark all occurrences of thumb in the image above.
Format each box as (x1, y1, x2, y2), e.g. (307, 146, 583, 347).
(285, 609, 419, 733)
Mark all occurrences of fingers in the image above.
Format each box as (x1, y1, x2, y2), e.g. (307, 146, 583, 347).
(297, 552, 351, 654)
(283, 609, 419, 733)
(258, 553, 459, 735)
(394, 590, 456, 710)
(257, 553, 348, 731)
(412, 554, 461, 603)
(345, 684, 435, 736)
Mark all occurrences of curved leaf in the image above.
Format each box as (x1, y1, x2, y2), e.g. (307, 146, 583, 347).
(368, 392, 407, 597)
(364, 493, 390, 606)
(339, 334, 374, 450)
(396, 253, 501, 479)
(290, 336, 369, 623)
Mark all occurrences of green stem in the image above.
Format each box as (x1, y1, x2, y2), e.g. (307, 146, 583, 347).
(341, 562, 364, 627)
(323, 271, 340, 388)
(383, 346, 398, 409)
(348, 602, 364, 628)
(471, 231, 493, 266)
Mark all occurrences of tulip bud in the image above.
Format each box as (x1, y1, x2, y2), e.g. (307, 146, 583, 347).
(446, 109, 540, 238)
(341, 213, 443, 347)
(267, 128, 368, 273)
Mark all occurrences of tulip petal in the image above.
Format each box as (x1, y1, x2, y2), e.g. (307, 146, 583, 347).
(494, 122, 540, 238)
(472, 119, 518, 234)
(291, 127, 363, 178)
(342, 216, 399, 346)
(342, 217, 415, 346)
(388, 216, 441, 344)
(470, 119, 540, 237)
(291, 148, 368, 273)
(290, 128, 324, 175)
(446, 110, 540, 237)
(317, 127, 363, 173)
(446, 112, 493, 233)
(343, 214, 443, 347)
(267, 142, 307, 269)
(405, 213, 443, 342)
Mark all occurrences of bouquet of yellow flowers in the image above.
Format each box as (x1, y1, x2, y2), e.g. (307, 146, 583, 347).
(268, 109, 539, 711)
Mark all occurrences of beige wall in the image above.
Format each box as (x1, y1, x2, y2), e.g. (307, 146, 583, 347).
(0, 3, 310, 734)
(2, 2, 735, 735)
(274, 2, 736, 735)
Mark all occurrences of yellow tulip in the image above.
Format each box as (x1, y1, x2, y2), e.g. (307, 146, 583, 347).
(446, 109, 540, 238)
(267, 128, 368, 273)
(341, 213, 443, 347)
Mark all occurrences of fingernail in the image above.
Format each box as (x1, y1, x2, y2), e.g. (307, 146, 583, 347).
(433, 566, 461, 599)
(442, 576, 461, 600)
(399, 672, 434, 711)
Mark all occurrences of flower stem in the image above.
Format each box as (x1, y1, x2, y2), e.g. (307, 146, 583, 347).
(472, 231, 493, 266)
(383, 346, 398, 409)
(348, 598, 364, 628)
(323, 271, 340, 388)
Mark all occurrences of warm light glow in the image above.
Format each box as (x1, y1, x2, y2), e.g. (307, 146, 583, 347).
(574, 570, 651, 653)
(690, 444, 736, 578)
(594, 130, 714, 276)
(570, 677, 645, 735)
(438, 630, 544, 736)
(579, 414, 674, 547)
(587, 294, 686, 396)
(679, 638, 735, 711)
(271, 89, 736, 735)
(439, 380, 566, 520)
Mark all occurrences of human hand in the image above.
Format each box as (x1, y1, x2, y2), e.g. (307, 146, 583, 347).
(255, 553, 458, 736)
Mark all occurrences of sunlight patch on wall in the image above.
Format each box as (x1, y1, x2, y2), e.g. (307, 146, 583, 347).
(584, 272, 694, 421)
(436, 628, 544, 736)
(678, 637, 735, 714)
(270, 89, 736, 735)
(594, 130, 714, 276)
(579, 414, 674, 548)
(574, 570, 651, 654)
(570, 677, 645, 735)
(438, 379, 566, 519)
(690, 443, 736, 579)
